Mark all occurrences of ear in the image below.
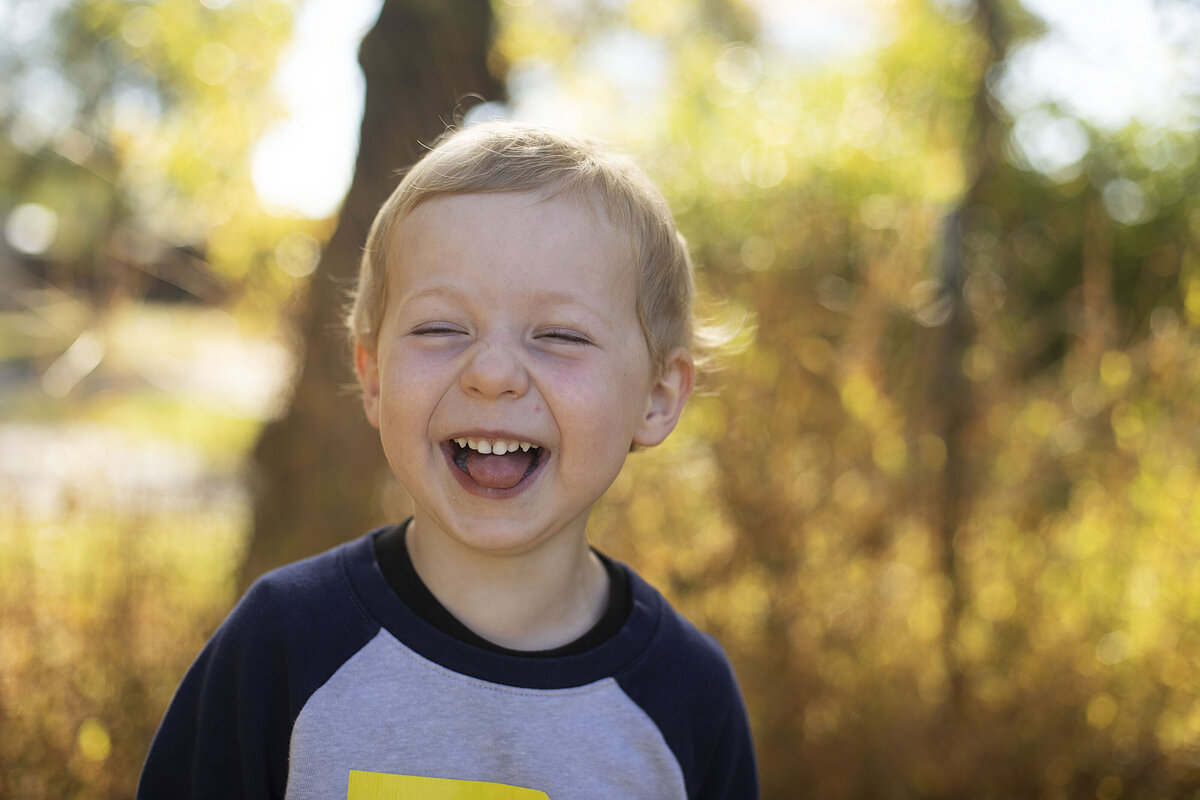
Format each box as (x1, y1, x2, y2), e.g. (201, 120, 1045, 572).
(355, 339, 382, 429)
(633, 347, 695, 448)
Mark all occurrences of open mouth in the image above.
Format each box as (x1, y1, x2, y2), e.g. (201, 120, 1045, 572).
(449, 437, 543, 491)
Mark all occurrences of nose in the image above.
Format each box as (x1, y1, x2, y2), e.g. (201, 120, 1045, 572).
(460, 339, 530, 399)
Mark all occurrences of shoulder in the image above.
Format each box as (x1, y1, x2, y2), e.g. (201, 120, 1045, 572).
(615, 566, 758, 799)
(220, 537, 379, 678)
(138, 536, 384, 799)
(235, 538, 370, 629)
(181, 535, 384, 728)
(618, 567, 740, 699)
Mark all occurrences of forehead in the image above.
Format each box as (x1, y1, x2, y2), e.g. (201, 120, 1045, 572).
(387, 191, 636, 291)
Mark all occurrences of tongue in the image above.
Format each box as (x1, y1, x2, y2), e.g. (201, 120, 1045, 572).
(464, 450, 535, 490)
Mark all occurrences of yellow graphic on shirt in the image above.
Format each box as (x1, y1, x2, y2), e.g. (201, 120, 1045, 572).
(347, 770, 550, 799)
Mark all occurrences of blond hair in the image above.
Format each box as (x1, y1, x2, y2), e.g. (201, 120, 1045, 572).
(347, 121, 696, 369)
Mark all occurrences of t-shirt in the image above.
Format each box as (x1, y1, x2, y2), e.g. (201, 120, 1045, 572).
(138, 527, 758, 799)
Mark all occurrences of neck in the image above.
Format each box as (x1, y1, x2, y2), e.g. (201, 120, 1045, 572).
(405, 518, 610, 651)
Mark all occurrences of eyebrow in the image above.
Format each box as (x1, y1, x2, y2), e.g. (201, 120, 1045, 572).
(393, 285, 468, 307)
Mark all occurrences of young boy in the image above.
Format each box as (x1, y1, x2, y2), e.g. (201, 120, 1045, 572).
(139, 122, 757, 799)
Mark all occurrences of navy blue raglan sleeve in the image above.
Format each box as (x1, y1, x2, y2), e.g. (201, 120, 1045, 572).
(617, 577, 759, 799)
(692, 681, 757, 800)
(640, 649, 758, 800)
(137, 544, 378, 800)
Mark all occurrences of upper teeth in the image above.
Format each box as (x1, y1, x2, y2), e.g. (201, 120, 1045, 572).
(455, 438, 538, 456)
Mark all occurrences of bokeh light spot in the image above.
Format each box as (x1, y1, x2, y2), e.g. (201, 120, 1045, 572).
(76, 718, 112, 762)
(194, 42, 237, 86)
(4, 203, 58, 255)
(120, 6, 159, 48)
(1087, 692, 1119, 729)
(275, 232, 322, 277)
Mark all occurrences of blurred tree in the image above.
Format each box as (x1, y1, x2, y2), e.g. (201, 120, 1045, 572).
(6, 0, 1199, 796)
(0, 0, 301, 303)
(241, 0, 504, 585)
(489, 0, 1200, 796)
(920, 0, 1013, 716)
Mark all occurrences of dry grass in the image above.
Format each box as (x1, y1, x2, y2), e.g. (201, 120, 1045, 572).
(0, 502, 245, 799)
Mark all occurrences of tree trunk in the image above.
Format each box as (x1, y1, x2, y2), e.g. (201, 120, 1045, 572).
(242, 0, 504, 588)
(927, 0, 1010, 715)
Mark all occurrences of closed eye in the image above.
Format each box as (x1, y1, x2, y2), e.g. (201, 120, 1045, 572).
(537, 329, 593, 345)
(411, 324, 466, 336)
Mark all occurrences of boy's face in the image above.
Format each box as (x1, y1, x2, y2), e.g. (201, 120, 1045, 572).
(356, 191, 691, 557)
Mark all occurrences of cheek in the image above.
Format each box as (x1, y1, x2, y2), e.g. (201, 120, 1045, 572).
(380, 346, 442, 390)
(377, 352, 444, 428)
(555, 368, 649, 444)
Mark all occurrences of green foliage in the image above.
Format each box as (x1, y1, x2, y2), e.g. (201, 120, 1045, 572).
(5, 0, 1200, 797)
(499, 0, 1200, 795)
(0, 0, 325, 313)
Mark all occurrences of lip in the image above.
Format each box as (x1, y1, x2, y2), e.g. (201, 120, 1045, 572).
(439, 432, 550, 499)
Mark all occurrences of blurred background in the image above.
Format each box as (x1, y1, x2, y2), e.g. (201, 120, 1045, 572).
(2, 0, 1199, 797)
